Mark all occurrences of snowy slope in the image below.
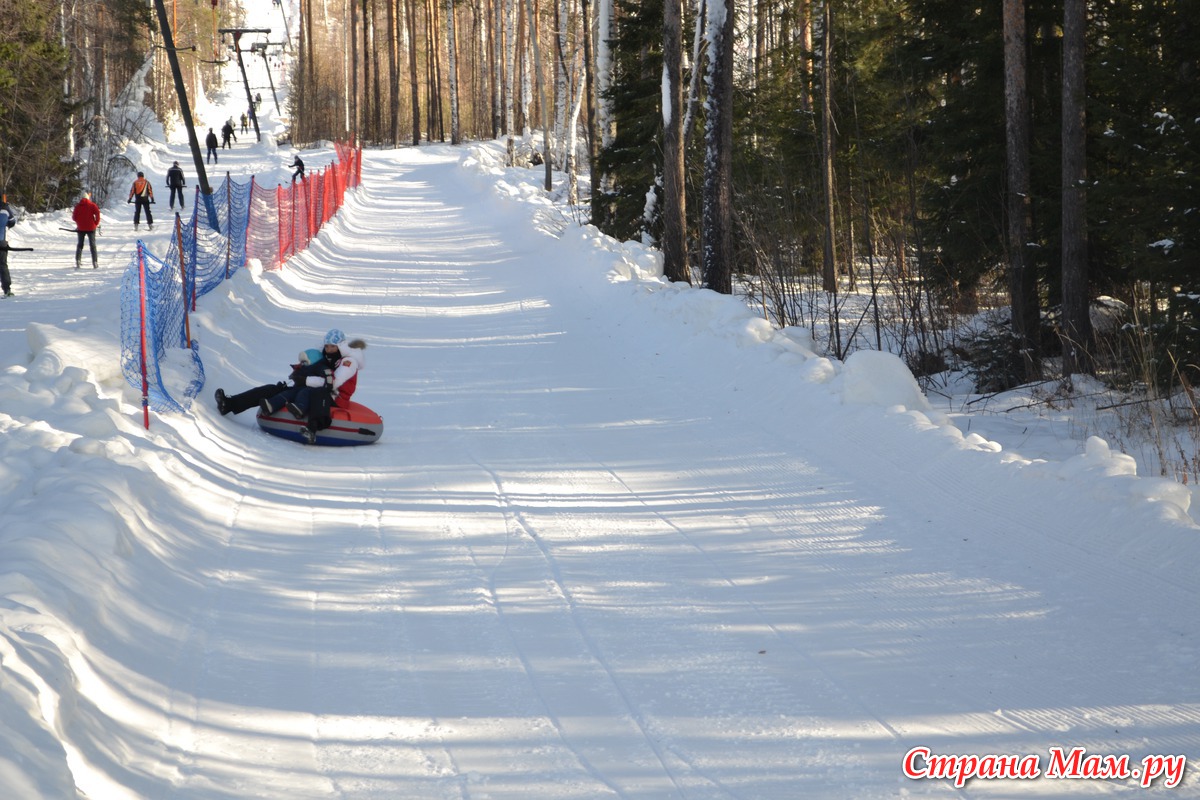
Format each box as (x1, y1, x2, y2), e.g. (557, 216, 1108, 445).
(1, 4, 1199, 797)
(1, 140, 1198, 799)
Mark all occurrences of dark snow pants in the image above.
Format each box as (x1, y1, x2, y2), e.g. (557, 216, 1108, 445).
(133, 197, 153, 227)
(225, 382, 287, 415)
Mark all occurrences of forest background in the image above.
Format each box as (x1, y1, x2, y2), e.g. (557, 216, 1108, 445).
(1, 0, 1199, 472)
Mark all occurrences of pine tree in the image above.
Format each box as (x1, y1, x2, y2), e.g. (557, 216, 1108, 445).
(0, 0, 79, 209)
(595, 0, 664, 243)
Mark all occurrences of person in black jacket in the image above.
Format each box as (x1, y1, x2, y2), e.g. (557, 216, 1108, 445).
(214, 343, 337, 416)
(166, 161, 187, 210)
(289, 156, 305, 181)
(205, 129, 219, 164)
(0, 195, 20, 297)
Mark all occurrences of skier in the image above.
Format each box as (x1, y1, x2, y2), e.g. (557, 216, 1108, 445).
(166, 161, 187, 210)
(205, 128, 220, 164)
(72, 192, 101, 269)
(0, 195, 20, 296)
(289, 156, 305, 181)
(240, 112, 248, 135)
(221, 119, 237, 148)
(127, 172, 155, 231)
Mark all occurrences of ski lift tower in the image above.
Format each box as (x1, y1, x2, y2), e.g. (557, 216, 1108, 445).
(249, 41, 286, 116)
(220, 27, 271, 143)
(151, 0, 220, 231)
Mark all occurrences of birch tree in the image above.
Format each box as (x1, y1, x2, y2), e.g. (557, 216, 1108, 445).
(504, 0, 517, 161)
(447, 0, 461, 143)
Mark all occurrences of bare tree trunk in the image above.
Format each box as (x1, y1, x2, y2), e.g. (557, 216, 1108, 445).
(505, 0, 517, 160)
(553, 0, 568, 166)
(799, 0, 812, 113)
(580, 0, 598, 205)
(682, 0, 706, 152)
(566, 47, 584, 203)
(491, 0, 503, 137)
(296, 0, 307, 143)
(446, 0, 461, 143)
(388, 0, 400, 144)
(523, 0, 552, 188)
(661, 0, 689, 283)
(1003, 0, 1041, 380)
(304, 0, 316, 142)
(701, 0, 733, 294)
(406, 0, 422, 143)
(371, 0, 382, 140)
(519, 0, 532, 135)
(820, 0, 837, 294)
(350, 0, 360, 137)
(1061, 0, 1092, 377)
(425, 0, 443, 141)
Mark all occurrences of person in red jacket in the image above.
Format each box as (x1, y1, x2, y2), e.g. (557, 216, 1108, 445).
(72, 192, 101, 269)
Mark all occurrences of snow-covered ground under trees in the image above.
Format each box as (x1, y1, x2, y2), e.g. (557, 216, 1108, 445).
(1, 3, 1198, 797)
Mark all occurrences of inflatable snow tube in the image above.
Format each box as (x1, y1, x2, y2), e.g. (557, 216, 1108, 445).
(256, 400, 384, 446)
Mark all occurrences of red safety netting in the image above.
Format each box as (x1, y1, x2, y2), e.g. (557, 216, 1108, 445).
(245, 143, 362, 270)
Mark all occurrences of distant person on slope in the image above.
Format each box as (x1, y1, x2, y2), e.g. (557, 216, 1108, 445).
(0, 195, 21, 297)
(72, 192, 101, 270)
(205, 128, 220, 164)
(127, 171, 154, 231)
(166, 161, 187, 210)
(289, 156, 305, 182)
(221, 119, 236, 148)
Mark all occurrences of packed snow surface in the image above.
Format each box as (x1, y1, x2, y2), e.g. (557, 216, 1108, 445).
(1, 9, 1199, 798)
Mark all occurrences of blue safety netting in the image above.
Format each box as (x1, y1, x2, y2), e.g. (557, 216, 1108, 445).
(119, 174, 254, 414)
(119, 242, 206, 414)
(119, 150, 359, 421)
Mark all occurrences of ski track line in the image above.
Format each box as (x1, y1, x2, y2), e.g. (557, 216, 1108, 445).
(468, 452, 724, 800)
(592, 453, 907, 751)
(392, 556, 472, 800)
(439, 468, 629, 799)
(349, 473, 467, 799)
(156, 433, 253, 796)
